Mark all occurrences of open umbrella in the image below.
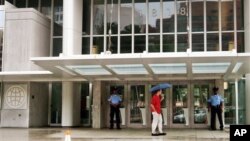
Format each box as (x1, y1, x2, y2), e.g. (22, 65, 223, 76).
(150, 83, 171, 93)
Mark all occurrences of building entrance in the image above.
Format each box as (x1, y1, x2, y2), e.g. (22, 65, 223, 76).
(107, 81, 214, 129)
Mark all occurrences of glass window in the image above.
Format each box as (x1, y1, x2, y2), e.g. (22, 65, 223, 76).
(120, 0, 132, 34)
(206, 1, 218, 31)
(148, 35, 160, 52)
(106, 36, 118, 54)
(93, 37, 104, 54)
(134, 35, 145, 53)
(222, 33, 234, 51)
(53, 38, 62, 56)
(177, 1, 188, 32)
(93, 0, 104, 35)
(134, 0, 146, 34)
(221, 1, 234, 31)
(82, 0, 91, 35)
(236, 0, 244, 30)
(41, 0, 51, 18)
(0, 30, 2, 71)
(207, 33, 219, 51)
(224, 82, 236, 124)
(177, 34, 188, 52)
(53, 0, 63, 36)
(0, 0, 4, 5)
(107, 0, 118, 35)
(192, 34, 204, 52)
(6, 0, 14, 4)
(120, 36, 132, 53)
(28, 0, 39, 10)
(191, 1, 204, 32)
(163, 0, 175, 33)
(16, 0, 26, 8)
(80, 82, 91, 126)
(163, 35, 174, 52)
(82, 37, 90, 54)
(238, 79, 246, 124)
(50, 82, 62, 124)
(237, 32, 244, 53)
(148, 0, 160, 33)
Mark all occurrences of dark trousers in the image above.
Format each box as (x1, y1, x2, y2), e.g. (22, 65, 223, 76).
(110, 105, 121, 128)
(210, 106, 223, 130)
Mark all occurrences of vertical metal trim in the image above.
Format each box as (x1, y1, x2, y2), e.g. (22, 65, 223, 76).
(234, 0, 237, 52)
(118, 0, 121, 54)
(219, 0, 222, 51)
(146, 0, 149, 53)
(204, 0, 207, 51)
(160, 0, 163, 53)
(90, 0, 94, 54)
(132, 0, 134, 53)
(174, 0, 177, 52)
(235, 79, 239, 124)
(104, 0, 107, 52)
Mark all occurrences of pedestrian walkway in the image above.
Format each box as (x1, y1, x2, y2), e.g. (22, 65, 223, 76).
(0, 128, 229, 141)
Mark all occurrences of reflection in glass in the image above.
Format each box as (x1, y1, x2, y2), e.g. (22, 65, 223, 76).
(53, 0, 63, 36)
(41, 0, 51, 18)
(192, 34, 204, 51)
(192, 1, 204, 32)
(121, 36, 132, 53)
(221, 1, 234, 31)
(206, 1, 218, 31)
(224, 82, 236, 124)
(106, 36, 118, 54)
(130, 85, 145, 125)
(93, 0, 104, 35)
(193, 85, 209, 124)
(222, 33, 234, 51)
(238, 79, 246, 124)
(134, 35, 146, 53)
(93, 37, 104, 54)
(177, 34, 188, 52)
(80, 82, 91, 125)
(236, 0, 244, 30)
(53, 38, 62, 56)
(82, 37, 90, 54)
(207, 33, 219, 51)
(82, 0, 91, 35)
(163, 35, 174, 52)
(163, 0, 175, 33)
(51, 82, 62, 124)
(134, 0, 146, 34)
(177, 1, 188, 32)
(237, 32, 244, 53)
(172, 85, 188, 124)
(107, 0, 118, 35)
(120, 0, 132, 34)
(148, 35, 160, 53)
(148, 0, 160, 33)
(28, 0, 39, 10)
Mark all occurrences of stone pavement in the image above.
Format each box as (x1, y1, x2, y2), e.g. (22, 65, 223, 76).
(0, 128, 229, 141)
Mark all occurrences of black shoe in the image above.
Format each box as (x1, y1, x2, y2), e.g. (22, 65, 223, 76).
(151, 133, 159, 136)
(158, 133, 166, 136)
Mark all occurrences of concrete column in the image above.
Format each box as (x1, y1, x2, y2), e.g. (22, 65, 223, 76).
(62, 82, 74, 126)
(246, 74, 250, 124)
(92, 81, 102, 128)
(244, 0, 250, 52)
(63, 0, 83, 56)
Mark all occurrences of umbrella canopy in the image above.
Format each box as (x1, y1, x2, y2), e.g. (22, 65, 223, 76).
(150, 83, 171, 93)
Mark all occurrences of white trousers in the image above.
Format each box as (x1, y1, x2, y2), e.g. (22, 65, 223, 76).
(151, 112, 163, 133)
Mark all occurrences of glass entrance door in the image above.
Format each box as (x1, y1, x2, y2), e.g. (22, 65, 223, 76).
(171, 84, 189, 127)
(50, 82, 62, 125)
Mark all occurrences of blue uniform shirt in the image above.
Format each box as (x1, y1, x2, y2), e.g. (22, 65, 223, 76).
(208, 94, 224, 106)
(108, 94, 122, 104)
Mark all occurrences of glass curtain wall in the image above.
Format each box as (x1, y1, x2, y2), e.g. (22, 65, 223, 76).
(86, 0, 244, 54)
(53, 0, 63, 56)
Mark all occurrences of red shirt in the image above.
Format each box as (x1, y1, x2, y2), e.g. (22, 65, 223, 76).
(151, 94, 161, 114)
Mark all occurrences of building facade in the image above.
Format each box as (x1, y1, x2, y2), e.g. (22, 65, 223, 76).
(0, 0, 249, 129)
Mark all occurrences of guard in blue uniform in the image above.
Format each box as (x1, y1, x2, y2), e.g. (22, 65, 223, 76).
(108, 89, 122, 129)
(208, 87, 224, 130)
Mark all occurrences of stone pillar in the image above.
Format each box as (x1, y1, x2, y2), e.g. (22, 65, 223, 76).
(246, 74, 250, 124)
(244, 0, 250, 52)
(63, 0, 83, 56)
(92, 81, 102, 128)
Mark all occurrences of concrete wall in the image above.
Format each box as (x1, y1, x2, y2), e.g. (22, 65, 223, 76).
(3, 8, 50, 71)
(29, 82, 49, 127)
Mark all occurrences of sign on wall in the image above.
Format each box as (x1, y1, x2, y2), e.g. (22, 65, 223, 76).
(3, 84, 27, 109)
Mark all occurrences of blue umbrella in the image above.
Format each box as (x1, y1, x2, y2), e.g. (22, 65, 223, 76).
(150, 83, 171, 93)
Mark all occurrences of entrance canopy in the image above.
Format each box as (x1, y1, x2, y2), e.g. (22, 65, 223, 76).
(1, 52, 250, 81)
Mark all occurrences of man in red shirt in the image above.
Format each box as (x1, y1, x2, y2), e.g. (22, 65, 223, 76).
(151, 89, 166, 136)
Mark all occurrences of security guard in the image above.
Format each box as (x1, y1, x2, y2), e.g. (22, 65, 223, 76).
(108, 89, 122, 129)
(208, 87, 224, 130)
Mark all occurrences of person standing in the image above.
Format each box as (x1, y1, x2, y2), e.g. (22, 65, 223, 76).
(108, 89, 122, 129)
(151, 89, 166, 136)
(208, 87, 224, 130)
